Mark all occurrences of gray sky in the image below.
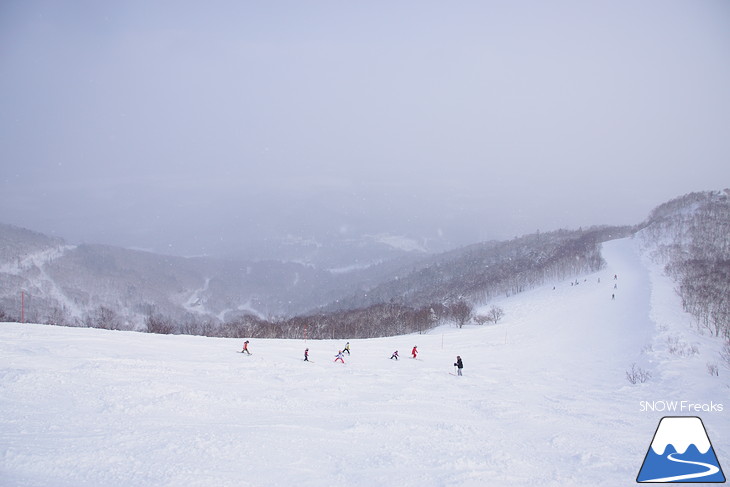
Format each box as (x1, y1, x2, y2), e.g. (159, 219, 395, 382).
(2, 1, 729, 259)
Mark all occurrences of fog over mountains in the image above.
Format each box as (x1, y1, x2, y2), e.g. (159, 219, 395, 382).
(0, 190, 727, 336)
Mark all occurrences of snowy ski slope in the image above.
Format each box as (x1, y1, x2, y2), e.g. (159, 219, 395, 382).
(1, 237, 727, 486)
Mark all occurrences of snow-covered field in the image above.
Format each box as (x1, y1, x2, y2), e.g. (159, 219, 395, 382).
(1, 238, 727, 486)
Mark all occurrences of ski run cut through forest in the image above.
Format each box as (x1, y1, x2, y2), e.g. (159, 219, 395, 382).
(1, 237, 727, 486)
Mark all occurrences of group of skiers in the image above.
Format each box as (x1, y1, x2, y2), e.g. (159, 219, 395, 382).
(242, 340, 464, 375)
(389, 345, 417, 360)
(563, 273, 620, 301)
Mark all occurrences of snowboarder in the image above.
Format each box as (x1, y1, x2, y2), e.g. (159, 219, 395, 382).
(454, 356, 463, 376)
(334, 351, 345, 363)
(343, 342, 351, 355)
(411, 346, 418, 359)
(304, 348, 309, 361)
(390, 350, 399, 360)
(241, 340, 251, 355)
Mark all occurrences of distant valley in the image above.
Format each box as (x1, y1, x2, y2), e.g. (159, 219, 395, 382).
(1, 190, 727, 340)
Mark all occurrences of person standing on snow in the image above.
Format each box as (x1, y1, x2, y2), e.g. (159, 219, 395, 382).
(241, 340, 251, 355)
(411, 346, 418, 359)
(343, 342, 351, 355)
(390, 350, 399, 360)
(304, 348, 309, 361)
(454, 356, 463, 376)
(334, 351, 345, 363)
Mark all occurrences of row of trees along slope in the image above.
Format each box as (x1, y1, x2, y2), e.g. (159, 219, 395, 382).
(323, 226, 631, 313)
(4, 224, 631, 339)
(203, 225, 632, 340)
(637, 189, 730, 343)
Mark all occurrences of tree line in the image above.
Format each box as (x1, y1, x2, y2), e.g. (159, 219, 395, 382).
(326, 226, 627, 313)
(0, 225, 615, 339)
(639, 190, 730, 368)
(1, 298, 505, 339)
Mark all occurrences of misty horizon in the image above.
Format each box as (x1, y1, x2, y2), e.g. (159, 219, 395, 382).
(2, 1, 729, 261)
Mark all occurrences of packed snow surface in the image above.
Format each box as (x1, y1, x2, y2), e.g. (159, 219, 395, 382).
(1, 238, 727, 486)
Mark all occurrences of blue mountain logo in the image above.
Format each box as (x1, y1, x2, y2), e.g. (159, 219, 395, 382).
(637, 416, 725, 483)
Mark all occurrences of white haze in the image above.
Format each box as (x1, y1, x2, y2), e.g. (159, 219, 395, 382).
(1, 1, 729, 258)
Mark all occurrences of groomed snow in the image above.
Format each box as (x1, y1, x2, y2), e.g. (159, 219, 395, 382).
(1, 237, 727, 486)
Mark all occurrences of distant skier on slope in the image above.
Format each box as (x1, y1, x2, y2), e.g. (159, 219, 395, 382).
(304, 348, 309, 361)
(343, 342, 351, 355)
(390, 350, 399, 360)
(454, 356, 463, 376)
(241, 340, 251, 355)
(411, 346, 418, 359)
(334, 351, 345, 363)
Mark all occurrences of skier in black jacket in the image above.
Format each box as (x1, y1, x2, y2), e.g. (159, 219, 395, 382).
(454, 356, 463, 376)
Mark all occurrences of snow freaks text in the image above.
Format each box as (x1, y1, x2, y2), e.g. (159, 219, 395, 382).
(639, 401, 724, 413)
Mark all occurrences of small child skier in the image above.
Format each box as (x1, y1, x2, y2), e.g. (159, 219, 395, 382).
(241, 340, 251, 355)
(343, 342, 351, 355)
(334, 350, 345, 363)
(304, 348, 309, 361)
(411, 346, 418, 359)
(390, 350, 399, 360)
(454, 356, 463, 376)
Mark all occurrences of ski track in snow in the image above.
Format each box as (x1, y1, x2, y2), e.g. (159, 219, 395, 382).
(0, 237, 727, 487)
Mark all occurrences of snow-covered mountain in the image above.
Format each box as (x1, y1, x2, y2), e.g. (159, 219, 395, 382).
(0, 190, 727, 337)
(321, 225, 632, 313)
(0, 223, 426, 327)
(0, 222, 614, 331)
(1, 235, 727, 486)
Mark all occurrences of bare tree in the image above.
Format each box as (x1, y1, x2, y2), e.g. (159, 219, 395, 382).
(626, 363, 651, 384)
(84, 306, 122, 330)
(487, 305, 505, 324)
(450, 300, 472, 328)
(721, 339, 730, 369)
(0, 306, 17, 322)
(46, 306, 71, 327)
(145, 314, 176, 334)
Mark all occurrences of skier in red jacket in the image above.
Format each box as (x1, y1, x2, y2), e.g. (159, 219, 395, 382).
(411, 346, 418, 359)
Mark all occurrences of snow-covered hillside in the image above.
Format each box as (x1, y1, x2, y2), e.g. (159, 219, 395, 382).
(1, 237, 727, 487)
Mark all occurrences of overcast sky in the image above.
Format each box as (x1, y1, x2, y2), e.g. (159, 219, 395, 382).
(1, 1, 729, 259)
